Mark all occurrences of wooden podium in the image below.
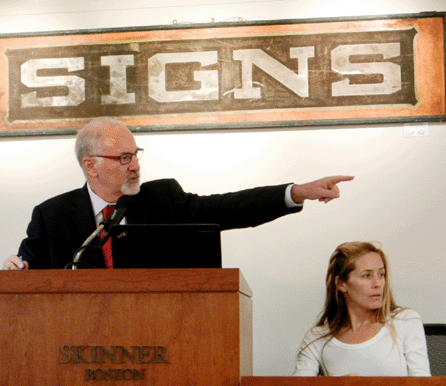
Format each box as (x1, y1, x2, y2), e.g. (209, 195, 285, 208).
(0, 268, 253, 386)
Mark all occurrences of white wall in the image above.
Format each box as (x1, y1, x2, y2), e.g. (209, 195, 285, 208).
(1, 0, 445, 376)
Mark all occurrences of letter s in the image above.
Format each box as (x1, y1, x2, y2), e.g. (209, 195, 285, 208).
(331, 43, 401, 96)
(21, 57, 85, 107)
(59, 346, 72, 363)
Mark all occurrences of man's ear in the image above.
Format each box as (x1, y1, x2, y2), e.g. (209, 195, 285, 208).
(335, 276, 347, 293)
(82, 157, 98, 178)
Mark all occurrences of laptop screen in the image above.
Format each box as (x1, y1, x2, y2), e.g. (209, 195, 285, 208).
(109, 224, 222, 269)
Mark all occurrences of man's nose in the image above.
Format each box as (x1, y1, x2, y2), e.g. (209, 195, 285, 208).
(128, 154, 140, 170)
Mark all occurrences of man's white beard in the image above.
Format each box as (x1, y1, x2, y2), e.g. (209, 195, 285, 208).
(121, 173, 140, 195)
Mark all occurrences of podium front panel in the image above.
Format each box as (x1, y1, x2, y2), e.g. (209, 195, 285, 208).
(1, 268, 252, 386)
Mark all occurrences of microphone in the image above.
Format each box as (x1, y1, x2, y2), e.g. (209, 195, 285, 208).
(99, 195, 135, 246)
(69, 195, 135, 270)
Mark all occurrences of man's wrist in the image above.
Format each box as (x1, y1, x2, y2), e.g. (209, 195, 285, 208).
(285, 184, 303, 208)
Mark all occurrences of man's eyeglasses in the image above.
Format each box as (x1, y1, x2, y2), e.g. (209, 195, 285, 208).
(90, 148, 144, 165)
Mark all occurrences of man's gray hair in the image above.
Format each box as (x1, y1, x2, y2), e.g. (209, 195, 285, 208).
(74, 117, 124, 166)
(75, 128, 101, 166)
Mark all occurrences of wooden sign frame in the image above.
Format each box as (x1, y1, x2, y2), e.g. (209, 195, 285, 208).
(0, 12, 445, 137)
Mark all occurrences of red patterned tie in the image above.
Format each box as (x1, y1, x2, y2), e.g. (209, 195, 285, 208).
(100, 205, 115, 269)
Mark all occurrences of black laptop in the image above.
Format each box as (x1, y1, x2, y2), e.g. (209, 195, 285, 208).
(109, 224, 222, 269)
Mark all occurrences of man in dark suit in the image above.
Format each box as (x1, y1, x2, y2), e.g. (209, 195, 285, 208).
(4, 117, 353, 270)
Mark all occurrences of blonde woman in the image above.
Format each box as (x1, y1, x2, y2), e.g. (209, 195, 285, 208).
(293, 242, 430, 376)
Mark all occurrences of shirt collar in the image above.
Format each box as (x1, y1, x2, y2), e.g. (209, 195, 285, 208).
(87, 183, 115, 218)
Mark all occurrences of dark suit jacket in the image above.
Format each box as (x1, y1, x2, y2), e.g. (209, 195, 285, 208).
(18, 179, 302, 269)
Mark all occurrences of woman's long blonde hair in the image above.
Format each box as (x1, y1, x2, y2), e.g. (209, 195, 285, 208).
(316, 241, 400, 335)
(297, 242, 403, 375)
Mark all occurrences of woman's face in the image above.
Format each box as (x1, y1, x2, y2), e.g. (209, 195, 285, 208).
(337, 252, 386, 312)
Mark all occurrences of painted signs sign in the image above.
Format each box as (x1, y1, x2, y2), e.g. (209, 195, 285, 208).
(0, 12, 444, 136)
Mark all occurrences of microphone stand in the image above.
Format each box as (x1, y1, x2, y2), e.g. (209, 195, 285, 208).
(71, 224, 106, 270)
(69, 195, 133, 270)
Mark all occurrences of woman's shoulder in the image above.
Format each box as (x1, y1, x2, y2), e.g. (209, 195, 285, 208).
(392, 307, 421, 321)
(297, 324, 331, 355)
(391, 308, 424, 334)
(302, 325, 330, 343)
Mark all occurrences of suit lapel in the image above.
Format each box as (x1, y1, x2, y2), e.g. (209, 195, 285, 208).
(68, 184, 96, 240)
(67, 184, 105, 268)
